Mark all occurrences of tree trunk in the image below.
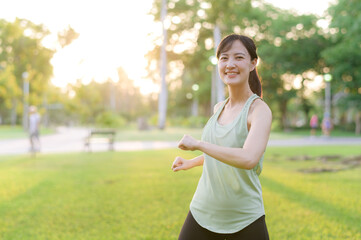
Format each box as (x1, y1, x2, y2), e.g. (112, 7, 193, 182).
(211, 67, 216, 112)
(191, 98, 198, 116)
(213, 25, 225, 103)
(301, 96, 311, 125)
(158, 0, 168, 130)
(355, 111, 361, 135)
(11, 99, 17, 126)
(109, 81, 116, 111)
(279, 99, 288, 130)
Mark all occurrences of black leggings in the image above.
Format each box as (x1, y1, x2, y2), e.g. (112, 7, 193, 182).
(178, 211, 269, 240)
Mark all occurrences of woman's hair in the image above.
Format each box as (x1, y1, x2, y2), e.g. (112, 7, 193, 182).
(216, 34, 262, 97)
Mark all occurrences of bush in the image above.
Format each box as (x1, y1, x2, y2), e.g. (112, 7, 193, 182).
(149, 115, 208, 128)
(186, 116, 208, 128)
(95, 111, 127, 128)
(148, 115, 158, 127)
(169, 116, 208, 128)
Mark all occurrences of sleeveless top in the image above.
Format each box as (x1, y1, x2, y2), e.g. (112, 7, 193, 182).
(190, 94, 265, 234)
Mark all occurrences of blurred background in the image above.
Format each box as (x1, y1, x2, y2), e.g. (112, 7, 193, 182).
(0, 0, 360, 135)
(1, 1, 361, 239)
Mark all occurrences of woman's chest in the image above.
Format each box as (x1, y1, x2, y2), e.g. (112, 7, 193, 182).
(217, 107, 252, 131)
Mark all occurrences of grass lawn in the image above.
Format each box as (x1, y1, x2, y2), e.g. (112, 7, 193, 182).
(1, 125, 358, 142)
(0, 146, 360, 239)
(270, 128, 360, 139)
(114, 127, 203, 142)
(113, 127, 359, 142)
(0, 125, 54, 140)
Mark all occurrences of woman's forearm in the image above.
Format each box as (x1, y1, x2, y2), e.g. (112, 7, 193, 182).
(190, 154, 204, 167)
(197, 141, 258, 169)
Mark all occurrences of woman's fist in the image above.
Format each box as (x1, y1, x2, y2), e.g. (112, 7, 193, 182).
(178, 134, 200, 151)
(172, 156, 191, 172)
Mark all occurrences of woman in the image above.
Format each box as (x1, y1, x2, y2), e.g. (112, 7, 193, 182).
(172, 34, 272, 240)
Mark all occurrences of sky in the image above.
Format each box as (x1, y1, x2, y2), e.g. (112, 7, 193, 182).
(1, 0, 335, 94)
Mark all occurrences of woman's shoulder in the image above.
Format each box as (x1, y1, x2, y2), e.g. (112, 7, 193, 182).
(213, 100, 227, 114)
(250, 98, 272, 118)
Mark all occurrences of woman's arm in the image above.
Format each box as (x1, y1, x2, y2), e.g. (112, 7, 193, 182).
(171, 154, 204, 172)
(171, 101, 223, 172)
(178, 101, 272, 169)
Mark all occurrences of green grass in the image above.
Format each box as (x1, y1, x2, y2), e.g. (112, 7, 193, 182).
(1, 125, 358, 142)
(270, 128, 360, 139)
(114, 127, 204, 141)
(0, 125, 55, 140)
(114, 127, 360, 141)
(0, 146, 361, 239)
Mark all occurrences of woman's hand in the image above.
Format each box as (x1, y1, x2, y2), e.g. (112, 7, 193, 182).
(178, 134, 200, 151)
(171, 155, 204, 172)
(171, 156, 192, 172)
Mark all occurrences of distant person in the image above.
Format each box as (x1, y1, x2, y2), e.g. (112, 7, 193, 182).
(322, 114, 332, 137)
(29, 105, 41, 153)
(172, 34, 271, 239)
(310, 114, 318, 136)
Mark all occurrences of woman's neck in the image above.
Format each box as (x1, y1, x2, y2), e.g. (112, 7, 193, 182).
(227, 84, 253, 107)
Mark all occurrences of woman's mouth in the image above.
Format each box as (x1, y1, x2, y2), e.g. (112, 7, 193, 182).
(225, 72, 239, 77)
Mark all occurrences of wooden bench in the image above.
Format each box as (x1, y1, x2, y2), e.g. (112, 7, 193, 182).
(84, 129, 116, 152)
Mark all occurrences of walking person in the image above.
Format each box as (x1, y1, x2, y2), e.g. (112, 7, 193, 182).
(321, 114, 332, 137)
(28, 105, 41, 154)
(310, 114, 318, 137)
(172, 34, 272, 240)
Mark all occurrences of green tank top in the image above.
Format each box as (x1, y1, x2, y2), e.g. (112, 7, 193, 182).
(190, 94, 265, 234)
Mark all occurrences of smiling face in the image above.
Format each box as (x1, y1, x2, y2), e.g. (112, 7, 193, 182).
(217, 40, 257, 87)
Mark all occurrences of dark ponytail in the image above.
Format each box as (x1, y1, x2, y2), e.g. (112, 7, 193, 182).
(249, 68, 262, 97)
(216, 34, 262, 97)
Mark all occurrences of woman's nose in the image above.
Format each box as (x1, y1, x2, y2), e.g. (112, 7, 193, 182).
(226, 60, 236, 68)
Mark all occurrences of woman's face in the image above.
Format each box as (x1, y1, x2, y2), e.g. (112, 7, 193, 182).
(218, 40, 257, 86)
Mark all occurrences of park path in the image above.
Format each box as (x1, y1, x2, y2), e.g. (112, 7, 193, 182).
(0, 127, 360, 155)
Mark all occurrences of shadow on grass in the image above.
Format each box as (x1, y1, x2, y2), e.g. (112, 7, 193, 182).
(261, 176, 360, 233)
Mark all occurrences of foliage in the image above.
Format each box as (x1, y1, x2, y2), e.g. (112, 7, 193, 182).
(0, 65, 21, 110)
(95, 111, 127, 128)
(0, 18, 80, 126)
(0, 146, 360, 239)
(57, 25, 79, 48)
(148, 114, 159, 127)
(322, 0, 361, 98)
(321, 0, 361, 133)
(169, 116, 208, 128)
(146, 0, 329, 129)
(63, 67, 155, 125)
(0, 18, 54, 124)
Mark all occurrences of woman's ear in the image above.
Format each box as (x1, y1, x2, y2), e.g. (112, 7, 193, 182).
(250, 58, 258, 72)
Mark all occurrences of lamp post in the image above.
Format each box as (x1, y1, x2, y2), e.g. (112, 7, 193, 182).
(324, 73, 332, 118)
(323, 73, 332, 136)
(22, 71, 29, 130)
(209, 55, 218, 112)
(191, 84, 199, 116)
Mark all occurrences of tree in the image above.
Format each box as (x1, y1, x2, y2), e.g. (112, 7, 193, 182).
(63, 67, 149, 126)
(322, 0, 361, 134)
(0, 65, 21, 123)
(57, 25, 79, 48)
(146, 0, 328, 130)
(257, 11, 328, 129)
(0, 18, 54, 125)
(147, 0, 260, 118)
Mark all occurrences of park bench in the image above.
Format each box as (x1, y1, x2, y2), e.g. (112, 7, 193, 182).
(84, 129, 116, 152)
